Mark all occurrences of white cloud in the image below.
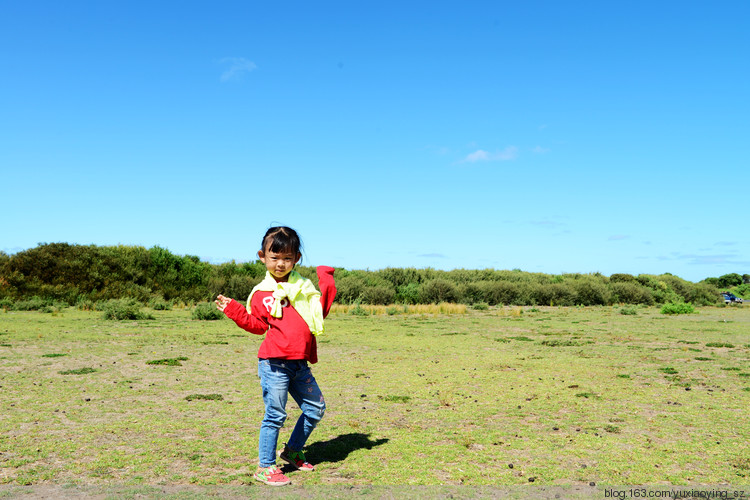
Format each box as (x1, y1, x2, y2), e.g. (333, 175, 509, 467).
(461, 146, 518, 163)
(465, 150, 490, 162)
(219, 57, 257, 82)
(532, 145, 550, 154)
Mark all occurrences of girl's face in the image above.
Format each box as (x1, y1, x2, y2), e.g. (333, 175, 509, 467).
(258, 245, 301, 282)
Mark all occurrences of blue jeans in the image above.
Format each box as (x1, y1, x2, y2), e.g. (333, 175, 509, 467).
(257, 358, 326, 467)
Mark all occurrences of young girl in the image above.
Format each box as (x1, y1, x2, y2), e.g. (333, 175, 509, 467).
(215, 226, 336, 487)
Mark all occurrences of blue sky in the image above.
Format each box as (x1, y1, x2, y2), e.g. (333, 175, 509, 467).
(1, 1, 747, 282)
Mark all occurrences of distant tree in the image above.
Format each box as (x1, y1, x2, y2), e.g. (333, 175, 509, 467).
(702, 277, 720, 287)
(717, 273, 743, 289)
(743, 274, 750, 284)
(2, 242, 732, 307)
(609, 273, 636, 283)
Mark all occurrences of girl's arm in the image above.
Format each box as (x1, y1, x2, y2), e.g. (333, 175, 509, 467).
(215, 294, 268, 335)
(316, 266, 337, 318)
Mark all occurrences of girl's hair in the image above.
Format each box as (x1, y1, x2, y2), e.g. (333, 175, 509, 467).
(260, 226, 302, 256)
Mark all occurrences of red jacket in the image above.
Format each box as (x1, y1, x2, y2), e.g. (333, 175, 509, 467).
(223, 266, 336, 364)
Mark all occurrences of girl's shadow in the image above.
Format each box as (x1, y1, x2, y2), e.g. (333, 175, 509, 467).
(295, 433, 388, 465)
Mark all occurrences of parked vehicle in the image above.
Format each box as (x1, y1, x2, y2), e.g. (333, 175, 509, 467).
(721, 292, 744, 304)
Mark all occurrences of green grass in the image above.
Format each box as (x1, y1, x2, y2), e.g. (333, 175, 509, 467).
(58, 367, 97, 375)
(705, 342, 735, 348)
(185, 394, 224, 401)
(540, 339, 590, 347)
(0, 305, 749, 489)
(380, 395, 411, 403)
(658, 367, 679, 375)
(146, 357, 189, 366)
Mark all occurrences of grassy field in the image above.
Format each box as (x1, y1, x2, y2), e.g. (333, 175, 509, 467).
(1, 304, 749, 494)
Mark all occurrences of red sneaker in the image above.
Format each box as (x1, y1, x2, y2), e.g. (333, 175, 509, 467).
(254, 465, 291, 486)
(280, 444, 315, 472)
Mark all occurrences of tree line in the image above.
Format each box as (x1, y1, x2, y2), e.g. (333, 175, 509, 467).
(1, 243, 747, 308)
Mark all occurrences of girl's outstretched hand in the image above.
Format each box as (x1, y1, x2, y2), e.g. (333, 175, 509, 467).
(215, 294, 232, 312)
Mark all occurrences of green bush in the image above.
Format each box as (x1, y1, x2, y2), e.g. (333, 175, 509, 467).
(361, 285, 395, 305)
(476, 281, 522, 306)
(335, 275, 367, 304)
(191, 303, 224, 321)
(224, 274, 261, 302)
(660, 302, 695, 315)
(609, 273, 636, 283)
(101, 299, 155, 320)
(638, 275, 682, 304)
(472, 302, 489, 310)
(148, 296, 172, 310)
(509, 282, 534, 306)
(610, 282, 654, 305)
(457, 282, 482, 305)
(93, 281, 152, 303)
(14, 296, 53, 311)
(688, 283, 722, 306)
(420, 279, 459, 304)
(349, 301, 369, 316)
(573, 280, 610, 306)
(658, 274, 693, 302)
(76, 298, 96, 311)
(376, 267, 423, 288)
(395, 283, 420, 304)
(531, 283, 576, 306)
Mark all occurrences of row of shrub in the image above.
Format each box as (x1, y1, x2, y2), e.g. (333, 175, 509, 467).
(1, 243, 746, 307)
(0, 243, 267, 304)
(0, 295, 224, 321)
(331, 270, 729, 307)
